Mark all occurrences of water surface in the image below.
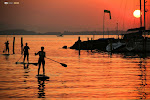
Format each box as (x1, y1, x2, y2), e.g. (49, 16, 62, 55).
(0, 35, 150, 100)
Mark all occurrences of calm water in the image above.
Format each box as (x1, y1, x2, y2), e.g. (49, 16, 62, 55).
(0, 35, 150, 100)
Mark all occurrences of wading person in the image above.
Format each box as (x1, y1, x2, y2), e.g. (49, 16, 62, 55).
(23, 43, 30, 63)
(35, 47, 46, 75)
(4, 41, 9, 54)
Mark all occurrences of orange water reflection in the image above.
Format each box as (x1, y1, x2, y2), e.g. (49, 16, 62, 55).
(0, 35, 150, 100)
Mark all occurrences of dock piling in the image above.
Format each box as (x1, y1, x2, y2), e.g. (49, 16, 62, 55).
(13, 37, 15, 54)
(78, 37, 81, 55)
(21, 37, 23, 54)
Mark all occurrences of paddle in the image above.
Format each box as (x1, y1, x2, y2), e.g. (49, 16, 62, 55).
(15, 55, 23, 64)
(15, 62, 38, 66)
(46, 57, 67, 67)
(3, 48, 6, 53)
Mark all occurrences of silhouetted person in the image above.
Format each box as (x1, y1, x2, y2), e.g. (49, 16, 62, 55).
(4, 41, 9, 54)
(23, 43, 30, 63)
(35, 47, 46, 75)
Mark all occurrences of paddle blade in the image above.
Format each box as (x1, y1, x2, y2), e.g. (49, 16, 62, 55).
(33, 63, 38, 66)
(15, 62, 23, 64)
(60, 63, 67, 67)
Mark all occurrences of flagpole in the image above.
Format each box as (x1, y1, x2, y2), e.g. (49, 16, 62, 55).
(117, 23, 119, 39)
(103, 13, 105, 39)
(103, 10, 111, 39)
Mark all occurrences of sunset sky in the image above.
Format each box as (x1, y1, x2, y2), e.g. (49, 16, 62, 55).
(0, 0, 150, 33)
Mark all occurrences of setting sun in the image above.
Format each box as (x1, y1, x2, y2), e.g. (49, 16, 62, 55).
(133, 10, 141, 18)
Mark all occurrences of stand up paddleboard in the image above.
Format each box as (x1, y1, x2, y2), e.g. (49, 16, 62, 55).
(2, 54, 10, 56)
(36, 74, 49, 80)
(16, 62, 38, 66)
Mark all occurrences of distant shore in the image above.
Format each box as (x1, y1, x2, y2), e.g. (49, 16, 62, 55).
(0, 29, 126, 35)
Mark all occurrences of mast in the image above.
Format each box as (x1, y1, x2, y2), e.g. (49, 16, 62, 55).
(140, 0, 142, 27)
(103, 14, 105, 39)
(144, 0, 146, 29)
(117, 23, 119, 39)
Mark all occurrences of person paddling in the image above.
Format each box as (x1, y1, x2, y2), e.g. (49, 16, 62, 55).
(35, 47, 46, 76)
(23, 43, 30, 63)
(4, 41, 9, 54)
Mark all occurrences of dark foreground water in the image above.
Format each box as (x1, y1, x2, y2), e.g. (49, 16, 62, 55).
(0, 35, 150, 100)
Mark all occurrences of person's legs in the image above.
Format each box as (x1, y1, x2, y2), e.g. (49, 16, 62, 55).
(23, 54, 26, 62)
(6, 47, 9, 54)
(38, 60, 41, 75)
(27, 54, 29, 63)
(42, 60, 45, 75)
(8, 47, 9, 54)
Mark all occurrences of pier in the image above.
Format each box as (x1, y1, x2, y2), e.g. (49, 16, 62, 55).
(70, 28, 150, 53)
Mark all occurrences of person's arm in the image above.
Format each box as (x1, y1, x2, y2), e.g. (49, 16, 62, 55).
(44, 52, 46, 58)
(35, 51, 39, 56)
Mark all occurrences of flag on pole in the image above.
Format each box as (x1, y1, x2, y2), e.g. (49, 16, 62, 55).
(104, 10, 110, 13)
(104, 10, 111, 19)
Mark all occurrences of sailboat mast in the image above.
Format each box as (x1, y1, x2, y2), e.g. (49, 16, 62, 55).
(140, 0, 142, 27)
(144, 0, 146, 29)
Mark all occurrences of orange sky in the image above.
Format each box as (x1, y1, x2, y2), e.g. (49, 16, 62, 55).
(0, 0, 150, 32)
